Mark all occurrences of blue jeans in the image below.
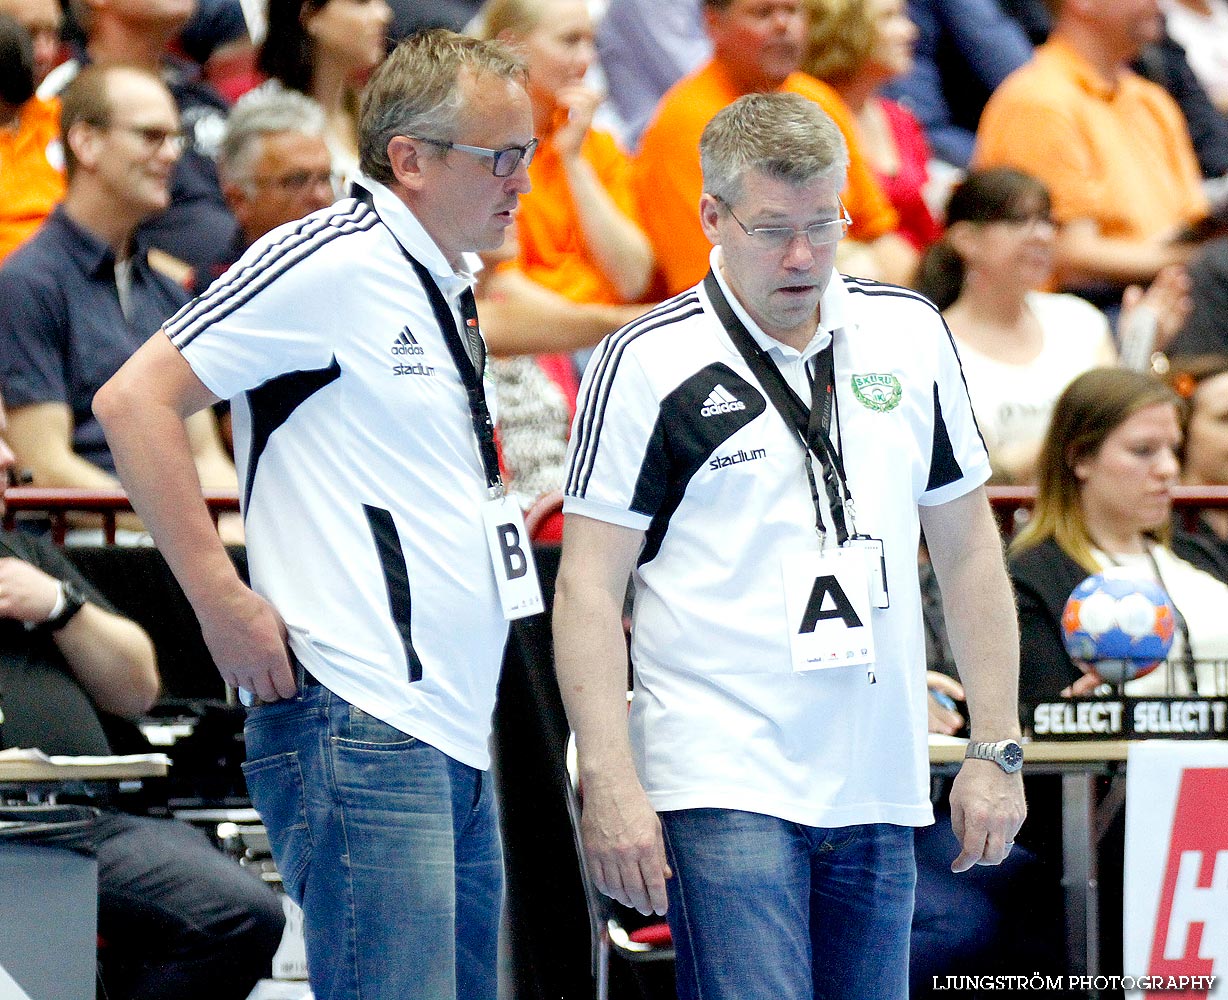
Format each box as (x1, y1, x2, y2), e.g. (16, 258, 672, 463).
(660, 809, 916, 1000)
(241, 684, 503, 1000)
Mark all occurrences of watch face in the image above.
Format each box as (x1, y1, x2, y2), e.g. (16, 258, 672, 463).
(1000, 742, 1024, 771)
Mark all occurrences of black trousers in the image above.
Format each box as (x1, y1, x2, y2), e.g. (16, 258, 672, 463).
(94, 812, 285, 1000)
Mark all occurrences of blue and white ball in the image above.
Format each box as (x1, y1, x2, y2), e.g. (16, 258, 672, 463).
(1061, 569, 1176, 684)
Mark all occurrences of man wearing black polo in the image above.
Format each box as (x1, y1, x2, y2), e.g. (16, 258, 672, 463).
(0, 63, 236, 535)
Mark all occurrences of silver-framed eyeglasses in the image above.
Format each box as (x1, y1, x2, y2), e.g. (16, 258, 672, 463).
(714, 194, 852, 249)
(410, 135, 539, 177)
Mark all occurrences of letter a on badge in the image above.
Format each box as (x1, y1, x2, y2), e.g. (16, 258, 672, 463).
(798, 575, 864, 633)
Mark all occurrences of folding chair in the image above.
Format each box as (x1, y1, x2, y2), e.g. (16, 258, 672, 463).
(563, 734, 675, 1000)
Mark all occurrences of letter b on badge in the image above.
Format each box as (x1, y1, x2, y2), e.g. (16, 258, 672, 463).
(497, 522, 528, 579)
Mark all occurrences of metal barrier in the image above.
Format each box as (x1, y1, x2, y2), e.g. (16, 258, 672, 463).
(1, 487, 240, 544)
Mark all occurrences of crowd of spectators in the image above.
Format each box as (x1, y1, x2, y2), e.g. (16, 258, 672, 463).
(5, 0, 1228, 993)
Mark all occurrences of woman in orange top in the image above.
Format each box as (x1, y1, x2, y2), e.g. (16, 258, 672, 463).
(479, 0, 654, 305)
(0, 14, 65, 263)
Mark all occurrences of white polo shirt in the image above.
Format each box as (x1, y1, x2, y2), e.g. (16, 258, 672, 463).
(165, 177, 509, 770)
(563, 253, 991, 827)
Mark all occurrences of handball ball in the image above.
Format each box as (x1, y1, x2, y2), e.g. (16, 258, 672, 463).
(1061, 569, 1176, 684)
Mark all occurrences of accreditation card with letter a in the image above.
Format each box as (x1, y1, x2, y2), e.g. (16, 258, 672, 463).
(781, 547, 876, 672)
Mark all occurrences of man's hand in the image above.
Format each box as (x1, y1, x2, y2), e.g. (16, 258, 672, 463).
(0, 557, 64, 625)
(926, 671, 965, 735)
(579, 772, 672, 916)
(948, 761, 1026, 873)
(198, 587, 296, 702)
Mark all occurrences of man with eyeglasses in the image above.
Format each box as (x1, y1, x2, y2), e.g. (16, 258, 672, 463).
(96, 30, 538, 1000)
(554, 93, 1025, 1000)
(0, 63, 239, 541)
(216, 87, 338, 268)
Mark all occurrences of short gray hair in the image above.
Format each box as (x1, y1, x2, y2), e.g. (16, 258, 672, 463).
(699, 92, 849, 205)
(218, 85, 327, 187)
(358, 28, 526, 186)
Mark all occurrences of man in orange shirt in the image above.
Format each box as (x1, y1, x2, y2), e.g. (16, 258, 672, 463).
(0, 3, 65, 263)
(974, 0, 1204, 291)
(634, 0, 915, 295)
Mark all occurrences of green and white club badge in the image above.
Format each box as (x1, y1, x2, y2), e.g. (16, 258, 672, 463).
(851, 373, 902, 412)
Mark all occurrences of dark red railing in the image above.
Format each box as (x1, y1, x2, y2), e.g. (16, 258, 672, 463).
(7, 485, 1228, 545)
(1, 488, 240, 544)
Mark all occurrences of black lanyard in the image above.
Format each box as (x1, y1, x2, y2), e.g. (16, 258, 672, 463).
(403, 252, 504, 496)
(353, 182, 503, 496)
(703, 270, 855, 544)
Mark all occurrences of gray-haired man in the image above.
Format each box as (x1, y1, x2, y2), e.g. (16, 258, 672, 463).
(217, 87, 336, 255)
(554, 92, 1025, 1000)
(95, 30, 538, 1000)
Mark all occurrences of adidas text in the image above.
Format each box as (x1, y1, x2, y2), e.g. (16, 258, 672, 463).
(701, 384, 746, 417)
(701, 399, 746, 416)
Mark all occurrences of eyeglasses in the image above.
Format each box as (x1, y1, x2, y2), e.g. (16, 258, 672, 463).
(251, 170, 340, 195)
(106, 123, 187, 154)
(714, 194, 851, 249)
(409, 135, 539, 177)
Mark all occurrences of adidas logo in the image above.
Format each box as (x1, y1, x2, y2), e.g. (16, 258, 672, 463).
(700, 384, 746, 417)
(391, 327, 425, 356)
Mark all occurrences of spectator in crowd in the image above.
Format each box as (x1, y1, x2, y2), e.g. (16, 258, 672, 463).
(913, 167, 1188, 484)
(880, 0, 1032, 169)
(216, 86, 336, 255)
(1169, 354, 1228, 556)
(1163, 0, 1228, 113)
(594, 0, 710, 147)
(556, 91, 1024, 1000)
(177, 0, 259, 103)
(634, 0, 917, 296)
(1164, 236, 1228, 356)
(805, 0, 943, 250)
(38, 0, 239, 277)
(0, 391, 285, 1000)
(387, 0, 480, 43)
(0, 0, 63, 84)
(0, 64, 238, 537)
(974, 0, 1209, 297)
(479, 0, 653, 305)
(477, 0, 655, 517)
(257, 0, 393, 186)
(1010, 367, 1228, 701)
(0, 11, 64, 263)
(95, 30, 537, 998)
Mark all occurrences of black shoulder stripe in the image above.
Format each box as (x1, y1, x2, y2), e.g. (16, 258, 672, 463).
(566, 292, 700, 495)
(167, 202, 378, 349)
(843, 276, 942, 315)
(566, 293, 703, 497)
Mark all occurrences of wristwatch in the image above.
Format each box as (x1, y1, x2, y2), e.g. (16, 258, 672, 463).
(964, 739, 1024, 774)
(33, 579, 87, 633)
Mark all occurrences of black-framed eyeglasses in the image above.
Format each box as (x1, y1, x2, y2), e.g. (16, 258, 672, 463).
(105, 123, 187, 154)
(409, 135, 539, 177)
(714, 194, 852, 249)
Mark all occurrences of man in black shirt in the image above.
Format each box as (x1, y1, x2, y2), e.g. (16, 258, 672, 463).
(0, 393, 283, 1000)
